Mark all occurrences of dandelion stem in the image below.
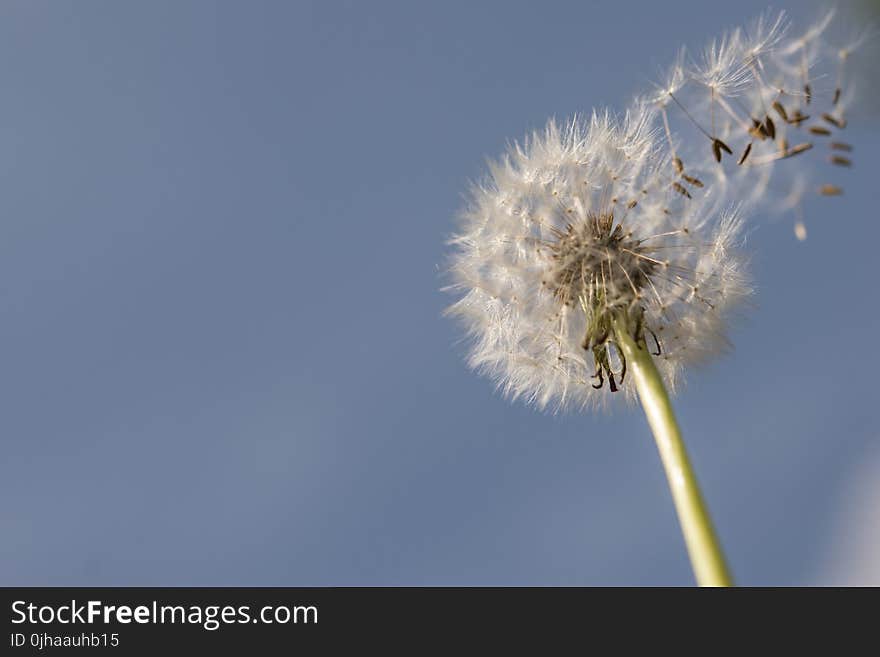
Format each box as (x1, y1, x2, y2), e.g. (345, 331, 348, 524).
(612, 316, 733, 587)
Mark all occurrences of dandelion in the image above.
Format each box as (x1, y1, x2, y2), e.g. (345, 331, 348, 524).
(446, 10, 868, 586)
(447, 112, 749, 411)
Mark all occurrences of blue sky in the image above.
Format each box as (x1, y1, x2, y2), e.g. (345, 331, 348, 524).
(1, 0, 877, 585)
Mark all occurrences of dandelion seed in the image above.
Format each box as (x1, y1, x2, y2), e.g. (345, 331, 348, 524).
(772, 101, 789, 122)
(787, 111, 810, 126)
(763, 116, 776, 140)
(786, 143, 813, 157)
(672, 181, 692, 198)
(822, 113, 847, 129)
(681, 174, 704, 188)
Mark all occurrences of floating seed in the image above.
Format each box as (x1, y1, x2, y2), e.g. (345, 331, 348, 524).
(672, 182, 692, 199)
(789, 111, 810, 126)
(737, 142, 752, 165)
(764, 116, 776, 140)
(785, 143, 813, 158)
(712, 138, 732, 162)
(772, 101, 789, 123)
(749, 119, 768, 140)
(819, 184, 843, 196)
(822, 113, 847, 129)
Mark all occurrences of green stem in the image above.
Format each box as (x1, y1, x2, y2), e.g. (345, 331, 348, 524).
(612, 316, 733, 587)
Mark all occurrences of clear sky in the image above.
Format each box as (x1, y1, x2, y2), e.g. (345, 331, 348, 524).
(1, 0, 878, 585)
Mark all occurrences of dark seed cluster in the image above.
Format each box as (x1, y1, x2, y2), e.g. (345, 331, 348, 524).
(543, 212, 659, 392)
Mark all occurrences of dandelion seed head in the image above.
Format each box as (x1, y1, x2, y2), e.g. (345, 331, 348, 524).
(446, 9, 871, 411)
(446, 113, 750, 411)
